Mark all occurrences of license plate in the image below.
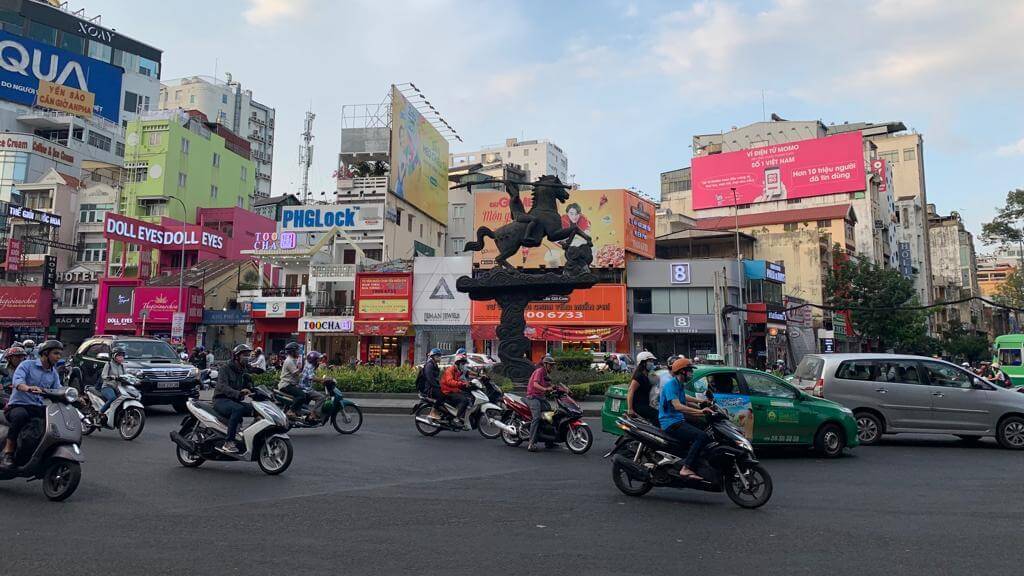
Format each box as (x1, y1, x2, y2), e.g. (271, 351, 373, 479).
(157, 381, 179, 389)
(611, 399, 621, 412)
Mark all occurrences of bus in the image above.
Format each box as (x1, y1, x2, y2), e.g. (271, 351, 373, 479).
(993, 334, 1024, 387)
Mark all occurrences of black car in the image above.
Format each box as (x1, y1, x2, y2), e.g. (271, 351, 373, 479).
(68, 336, 200, 413)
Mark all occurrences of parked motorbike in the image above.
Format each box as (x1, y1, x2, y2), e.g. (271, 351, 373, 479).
(604, 397, 773, 509)
(78, 374, 146, 441)
(499, 385, 593, 454)
(413, 376, 505, 439)
(0, 387, 84, 501)
(169, 388, 293, 475)
(269, 380, 363, 434)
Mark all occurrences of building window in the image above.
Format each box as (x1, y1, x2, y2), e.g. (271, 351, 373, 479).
(419, 223, 424, 238)
(181, 137, 190, 154)
(189, 94, 195, 104)
(0, 10, 24, 33)
(364, 249, 383, 261)
(71, 127, 84, 141)
(28, 22, 57, 45)
(879, 150, 898, 164)
(633, 288, 652, 314)
(147, 132, 162, 147)
(87, 40, 112, 63)
(343, 249, 357, 264)
(784, 222, 799, 232)
(903, 148, 916, 161)
(451, 203, 466, 230)
(178, 173, 187, 188)
(138, 56, 160, 78)
(786, 198, 802, 205)
(241, 166, 248, 181)
(407, 214, 414, 232)
(237, 197, 245, 208)
(23, 190, 53, 210)
(87, 131, 112, 151)
(63, 287, 93, 307)
(395, 208, 402, 225)
(80, 243, 107, 263)
(451, 238, 465, 253)
(0, 150, 29, 200)
(212, 152, 220, 167)
(58, 32, 85, 55)
(79, 203, 113, 223)
(222, 94, 228, 104)
(123, 91, 140, 114)
(816, 219, 830, 228)
(210, 185, 218, 199)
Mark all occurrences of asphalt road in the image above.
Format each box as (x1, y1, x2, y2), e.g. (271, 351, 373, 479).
(2, 408, 1022, 576)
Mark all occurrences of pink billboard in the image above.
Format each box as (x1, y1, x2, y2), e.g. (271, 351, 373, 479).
(133, 287, 204, 324)
(691, 131, 866, 210)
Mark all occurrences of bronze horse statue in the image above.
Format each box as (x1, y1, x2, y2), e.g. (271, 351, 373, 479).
(463, 175, 593, 268)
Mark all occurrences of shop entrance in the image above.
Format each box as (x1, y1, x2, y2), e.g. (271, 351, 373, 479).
(366, 335, 402, 366)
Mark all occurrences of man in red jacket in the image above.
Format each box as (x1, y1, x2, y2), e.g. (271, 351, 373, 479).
(440, 355, 472, 425)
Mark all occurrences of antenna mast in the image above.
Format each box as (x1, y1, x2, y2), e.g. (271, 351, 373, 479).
(299, 109, 315, 203)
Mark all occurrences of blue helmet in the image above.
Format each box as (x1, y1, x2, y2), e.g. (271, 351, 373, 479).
(455, 347, 467, 355)
(429, 348, 443, 358)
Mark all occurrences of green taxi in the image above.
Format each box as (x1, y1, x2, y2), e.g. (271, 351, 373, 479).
(601, 366, 859, 457)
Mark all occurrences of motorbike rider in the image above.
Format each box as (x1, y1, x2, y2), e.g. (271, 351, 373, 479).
(213, 344, 255, 454)
(250, 347, 267, 373)
(1, 340, 64, 468)
(277, 342, 305, 418)
(96, 347, 128, 425)
(1, 346, 28, 395)
(626, 351, 659, 425)
(423, 348, 443, 420)
(659, 357, 715, 481)
(190, 346, 208, 370)
(22, 339, 38, 361)
(298, 351, 327, 420)
(526, 355, 556, 453)
(440, 354, 473, 425)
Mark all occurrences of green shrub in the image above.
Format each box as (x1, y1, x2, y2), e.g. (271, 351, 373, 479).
(251, 365, 419, 393)
(567, 383, 591, 400)
(553, 349, 593, 371)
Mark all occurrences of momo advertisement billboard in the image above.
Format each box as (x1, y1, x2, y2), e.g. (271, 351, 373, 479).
(389, 86, 449, 225)
(471, 188, 656, 269)
(0, 30, 124, 123)
(691, 131, 866, 210)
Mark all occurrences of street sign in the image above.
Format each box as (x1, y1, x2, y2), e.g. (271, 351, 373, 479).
(171, 312, 185, 338)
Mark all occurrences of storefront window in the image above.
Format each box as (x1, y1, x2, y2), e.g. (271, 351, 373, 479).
(87, 40, 113, 63)
(633, 289, 651, 314)
(651, 288, 671, 314)
(28, 21, 57, 45)
(59, 32, 85, 55)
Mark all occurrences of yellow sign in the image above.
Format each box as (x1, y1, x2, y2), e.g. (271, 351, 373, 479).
(35, 79, 94, 118)
(389, 86, 449, 225)
(358, 299, 410, 315)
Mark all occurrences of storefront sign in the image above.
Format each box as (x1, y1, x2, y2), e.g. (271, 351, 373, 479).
(413, 241, 435, 257)
(355, 272, 412, 322)
(670, 262, 691, 284)
(202, 309, 251, 325)
(413, 257, 470, 326)
(358, 299, 409, 315)
(298, 316, 354, 333)
(471, 285, 626, 326)
(103, 213, 226, 255)
(354, 321, 410, 336)
(54, 314, 93, 328)
(767, 310, 787, 323)
(898, 241, 913, 278)
(58, 267, 99, 284)
(252, 231, 297, 251)
(871, 158, 888, 193)
(7, 204, 62, 227)
(36, 79, 94, 119)
(631, 313, 717, 334)
(42, 255, 57, 289)
(0, 286, 52, 327)
(766, 262, 786, 284)
(171, 312, 186, 339)
(822, 338, 835, 353)
(251, 298, 304, 319)
(279, 204, 383, 232)
(133, 287, 203, 324)
(5, 238, 22, 271)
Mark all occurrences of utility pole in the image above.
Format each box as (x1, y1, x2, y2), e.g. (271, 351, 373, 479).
(299, 109, 315, 203)
(713, 271, 725, 364)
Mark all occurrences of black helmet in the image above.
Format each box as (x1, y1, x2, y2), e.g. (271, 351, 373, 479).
(112, 347, 126, 358)
(232, 344, 253, 357)
(37, 340, 64, 355)
(284, 342, 301, 355)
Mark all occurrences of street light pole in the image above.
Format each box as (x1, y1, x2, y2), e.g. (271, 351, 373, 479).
(167, 196, 188, 322)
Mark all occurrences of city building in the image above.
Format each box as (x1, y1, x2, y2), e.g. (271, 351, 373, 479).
(446, 161, 527, 256)
(659, 167, 692, 215)
(252, 194, 300, 221)
(977, 258, 1014, 298)
(928, 205, 984, 335)
(450, 137, 568, 184)
(894, 192, 931, 306)
(412, 256, 471, 359)
(160, 75, 275, 197)
(0, 1, 162, 169)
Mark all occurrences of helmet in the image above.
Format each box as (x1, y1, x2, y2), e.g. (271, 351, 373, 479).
(961, 362, 971, 368)
(453, 354, 468, 365)
(112, 347, 126, 358)
(541, 354, 556, 365)
(670, 357, 694, 375)
(429, 348, 443, 358)
(255, 347, 263, 354)
(232, 344, 253, 357)
(37, 340, 63, 355)
(284, 341, 301, 355)
(455, 347, 467, 355)
(22, 339, 35, 348)
(195, 345, 205, 352)
(993, 362, 1001, 369)
(636, 351, 656, 364)
(306, 351, 322, 363)
(6, 346, 26, 358)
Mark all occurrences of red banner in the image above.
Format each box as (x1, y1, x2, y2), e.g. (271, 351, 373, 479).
(354, 321, 411, 336)
(103, 212, 226, 256)
(133, 287, 204, 324)
(471, 324, 623, 342)
(5, 238, 22, 271)
(0, 287, 52, 327)
(471, 285, 627, 326)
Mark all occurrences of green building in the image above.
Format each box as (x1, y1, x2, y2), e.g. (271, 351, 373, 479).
(120, 109, 256, 223)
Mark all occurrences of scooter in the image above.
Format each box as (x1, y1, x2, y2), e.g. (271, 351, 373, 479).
(78, 374, 146, 441)
(169, 388, 293, 475)
(198, 368, 218, 391)
(412, 376, 506, 439)
(269, 380, 363, 434)
(604, 397, 773, 509)
(499, 384, 593, 454)
(0, 387, 84, 501)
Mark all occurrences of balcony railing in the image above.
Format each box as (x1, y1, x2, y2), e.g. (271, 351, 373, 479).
(306, 304, 354, 316)
(310, 264, 357, 280)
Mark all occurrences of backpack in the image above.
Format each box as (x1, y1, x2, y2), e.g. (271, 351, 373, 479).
(414, 366, 428, 395)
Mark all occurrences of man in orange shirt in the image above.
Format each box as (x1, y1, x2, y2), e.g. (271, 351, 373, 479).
(440, 354, 472, 425)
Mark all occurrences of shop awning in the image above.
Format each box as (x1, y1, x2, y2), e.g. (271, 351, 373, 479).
(471, 324, 623, 342)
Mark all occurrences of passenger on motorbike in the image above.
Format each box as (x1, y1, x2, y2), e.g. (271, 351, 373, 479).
(526, 355, 556, 453)
(96, 347, 128, 425)
(626, 351, 660, 425)
(190, 346, 208, 370)
(440, 354, 473, 426)
(22, 339, 38, 361)
(659, 357, 715, 481)
(214, 344, 254, 455)
(1, 346, 28, 397)
(250, 347, 267, 373)
(1, 340, 64, 468)
(298, 351, 327, 420)
(423, 348, 443, 420)
(277, 342, 305, 418)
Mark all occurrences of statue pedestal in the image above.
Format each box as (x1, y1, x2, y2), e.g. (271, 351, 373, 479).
(457, 268, 598, 384)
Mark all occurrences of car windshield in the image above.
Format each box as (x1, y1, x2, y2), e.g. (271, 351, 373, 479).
(119, 340, 179, 360)
(793, 356, 825, 381)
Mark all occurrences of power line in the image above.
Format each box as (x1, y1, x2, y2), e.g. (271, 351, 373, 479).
(723, 295, 1023, 316)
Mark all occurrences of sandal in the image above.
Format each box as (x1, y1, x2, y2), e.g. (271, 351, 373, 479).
(679, 468, 704, 481)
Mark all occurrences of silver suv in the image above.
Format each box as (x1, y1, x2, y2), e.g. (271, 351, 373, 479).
(791, 353, 1024, 449)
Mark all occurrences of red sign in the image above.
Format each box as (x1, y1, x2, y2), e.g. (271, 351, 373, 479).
(354, 321, 411, 336)
(471, 285, 627, 326)
(133, 287, 204, 324)
(6, 239, 22, 271)
(355, 272, 412, 322)
(103, 213, 226, 256)
(692, 131, 866, 210)
(0, 287, 52, 327)
(871, 158, 888, 193)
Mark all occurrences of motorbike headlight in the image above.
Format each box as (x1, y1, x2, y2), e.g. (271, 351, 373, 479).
(63, 387, 79, 403)
(737, 436, 753, 452)
(127, 368, 144, 377)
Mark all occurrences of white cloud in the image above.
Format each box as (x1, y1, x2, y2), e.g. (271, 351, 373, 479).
(243, 0, 308, 26)
(997, 138, 1024, 157)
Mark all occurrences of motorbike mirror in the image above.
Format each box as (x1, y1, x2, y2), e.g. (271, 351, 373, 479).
(97, 352, 110, 361)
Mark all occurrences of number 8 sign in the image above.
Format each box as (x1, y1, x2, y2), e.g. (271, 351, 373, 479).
(670, 263, 691, 284)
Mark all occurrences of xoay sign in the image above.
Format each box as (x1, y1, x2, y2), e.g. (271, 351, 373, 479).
(279, 204, 383, 233)
(103, 213, 226, 255)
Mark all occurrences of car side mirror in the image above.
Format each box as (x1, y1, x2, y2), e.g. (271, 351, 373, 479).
(97, 352, 110, 361)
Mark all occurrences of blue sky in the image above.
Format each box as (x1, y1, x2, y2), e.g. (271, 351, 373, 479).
(82, 0, 1022, 243)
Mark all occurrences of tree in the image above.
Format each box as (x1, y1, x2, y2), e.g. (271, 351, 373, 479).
(825, 247, 931, 352)
(940, 319, 991, 363)
(981, 188, 1024, 267)
(994, 267, 1024, 308)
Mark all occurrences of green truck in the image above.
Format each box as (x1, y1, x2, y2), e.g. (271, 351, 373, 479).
(601, 366, 860, 457)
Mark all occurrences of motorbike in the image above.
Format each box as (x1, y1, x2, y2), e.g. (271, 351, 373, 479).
(78, 374, 147, 441)
(198, 368, 218, 391)
(169, 387, 294, 475)
(603, 397, 773, 509)
(499, 384, 593, 454)
(0, 387, 84, 501)
(412, 375, 506, 439)
(270, 380, 363, 434)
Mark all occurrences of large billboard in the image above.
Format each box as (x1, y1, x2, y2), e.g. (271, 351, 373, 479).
(0, 30, 124, 123)
(278, 203, 384, 233)
(471, 188, 656, 269)
(103, 213, 226, 256)
(471, 285, 627, 326)
(691, 131, 866, 210)
(412, 256, 471, 326)
(389, 86, 448, 224)
(355, 272, 412, 322)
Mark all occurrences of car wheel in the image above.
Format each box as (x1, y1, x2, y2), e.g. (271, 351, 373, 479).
(814, 423, 845, 458)
(996, 416, 1024, 450)
(855, 411, 884, 445)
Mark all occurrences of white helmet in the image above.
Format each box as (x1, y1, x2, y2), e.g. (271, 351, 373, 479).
(22, 339, 35, 348)
(636, 351, 656, 363)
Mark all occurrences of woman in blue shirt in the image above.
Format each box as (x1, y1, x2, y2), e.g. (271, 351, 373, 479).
(659, 357, 715, 481)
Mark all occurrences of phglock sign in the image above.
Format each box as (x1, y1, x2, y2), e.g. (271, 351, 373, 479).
(103, 213, 226, 256)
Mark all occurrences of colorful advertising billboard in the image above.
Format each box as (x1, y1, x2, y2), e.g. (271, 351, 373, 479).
(389, 86, 449, 225)
(471, 188, 656, 269)
(471, 285, 627, 326)
(691, 131, 866, 210)
(355, 272, 412, 322)
(0, 30, 124, 123)
(103, 213, 227, 256)
(0, 286, 52, 327)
